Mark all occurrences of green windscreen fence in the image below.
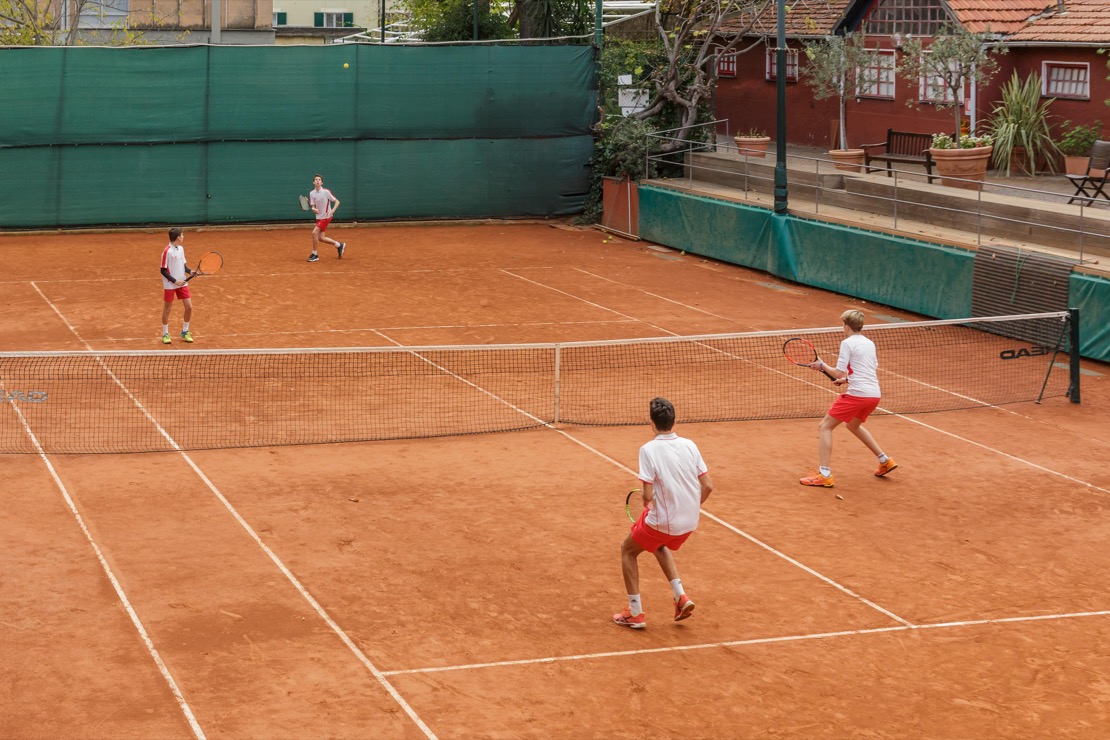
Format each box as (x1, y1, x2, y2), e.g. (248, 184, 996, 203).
(0, 44, 596, 228)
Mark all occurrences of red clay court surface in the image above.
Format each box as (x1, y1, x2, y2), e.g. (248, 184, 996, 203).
(1, 222, 1109, 739)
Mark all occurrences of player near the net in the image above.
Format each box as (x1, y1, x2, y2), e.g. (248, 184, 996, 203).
(613, 397, 714, 630)
(799, 309, 898, 488)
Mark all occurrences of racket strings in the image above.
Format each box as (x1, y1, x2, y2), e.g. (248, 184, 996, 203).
(783, 339, 818, 365)
(197, 252, 223, 275)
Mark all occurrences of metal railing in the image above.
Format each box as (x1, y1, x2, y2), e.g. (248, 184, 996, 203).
(643, 125, 1107, 265)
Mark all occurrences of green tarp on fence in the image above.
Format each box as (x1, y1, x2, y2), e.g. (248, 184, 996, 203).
(0, 44, 596, 227)
(639, 185, 1108, 362)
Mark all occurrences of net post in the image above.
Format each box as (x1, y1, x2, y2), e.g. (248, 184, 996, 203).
(553, 344, 561, 425)
(1068, 307, 1081, 404)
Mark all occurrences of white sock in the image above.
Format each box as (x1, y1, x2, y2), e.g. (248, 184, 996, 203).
(819, 466, 832, 477)
(670, 579, 684, 600)
(878, 453, 888, 464)
(162, 324, 169, 335)
(183, 322, 190, 332)
(628, 594, 642, 616)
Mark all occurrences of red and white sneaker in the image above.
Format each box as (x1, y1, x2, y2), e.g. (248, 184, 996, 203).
(673, 594, 695, 621)
(612, 608, 646, 629)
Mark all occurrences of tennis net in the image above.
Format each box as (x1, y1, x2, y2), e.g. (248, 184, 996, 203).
(0, 311, 1079, 454)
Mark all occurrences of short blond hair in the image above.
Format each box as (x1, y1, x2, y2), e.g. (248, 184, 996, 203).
(840, 309, 865, 332)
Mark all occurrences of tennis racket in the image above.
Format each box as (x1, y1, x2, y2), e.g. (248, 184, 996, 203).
(783, 337, 837, 381)
(625, 488, 642, 523)
(298, 194, 310, 212)
(185, 251, 224, 282)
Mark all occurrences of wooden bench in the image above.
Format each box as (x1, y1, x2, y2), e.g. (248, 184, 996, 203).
(861, 129, 936, 183)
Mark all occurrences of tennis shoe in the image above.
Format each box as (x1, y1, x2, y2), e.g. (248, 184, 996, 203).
(307, 253, 319, 263)
(674, 594, 695, 621)
(337, 242, 346, 259)
(161, 333, 171, 345)
(612, 608, 646, 629)
(875, 458, 898, 477)
(800, 472, 835, 488)
(180, 330, 193, 343)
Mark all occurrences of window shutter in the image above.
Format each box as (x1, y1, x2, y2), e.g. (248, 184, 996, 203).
(314, 12, 323, 26)
(343, 12, 353, 26)
(277, 12, 286, 24)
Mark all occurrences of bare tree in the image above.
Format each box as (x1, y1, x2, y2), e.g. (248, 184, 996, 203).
(633, 0, 836, 152)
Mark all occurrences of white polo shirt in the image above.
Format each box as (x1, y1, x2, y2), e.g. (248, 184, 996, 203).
(837, 332, 881, 398)
(161, 243, 187, 290)
(638, 432, 708, 536)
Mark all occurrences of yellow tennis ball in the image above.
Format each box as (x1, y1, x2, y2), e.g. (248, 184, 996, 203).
(343, 63, 349, 69)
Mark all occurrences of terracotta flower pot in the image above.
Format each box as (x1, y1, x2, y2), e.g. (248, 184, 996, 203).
(1065, 155, 1101, 178)
(734, 135, 771, 158)
(829, 148, 866, 173)
(929, 146, 993, 190)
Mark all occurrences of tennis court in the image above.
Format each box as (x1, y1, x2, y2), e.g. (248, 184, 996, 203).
(2, 221, 1109, 738)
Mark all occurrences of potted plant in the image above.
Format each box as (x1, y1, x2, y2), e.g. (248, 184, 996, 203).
(1058, 119, 1103, 176)
(899, 26, 1004, 189)
(802, 29, 883, 172)
(929, 132, 994, 190)
(986, 71, 1059, 176)
(734, 127, 771, 158)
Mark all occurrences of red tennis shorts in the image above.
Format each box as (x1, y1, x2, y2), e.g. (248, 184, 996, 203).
(163, 286, 192, 302)
(630, 507, 693, 552)
(315, 217, 333, 231)
(829, 394, 881, 423)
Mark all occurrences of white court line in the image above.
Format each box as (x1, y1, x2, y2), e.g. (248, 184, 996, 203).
(893, 413, 1110, 496)
(27, 283, 439, 740)
(380, 609, 1110, 677)
(93, 319, 638, 344)
(573, 267, 745, 325)
(4, 390, 206, 740)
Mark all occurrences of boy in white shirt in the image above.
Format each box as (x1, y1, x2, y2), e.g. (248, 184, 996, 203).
(159, 227, 194, 344)
(800, 309, 897, 488)
(613, 397, 714, 630)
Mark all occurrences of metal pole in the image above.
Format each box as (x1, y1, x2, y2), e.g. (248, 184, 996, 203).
(211, 0, 221, 43)
(773, 0, 788, 213)
(381, 0, 385, 42)
(1068, 307, 1081, 403)
(595, 0, 603, 49)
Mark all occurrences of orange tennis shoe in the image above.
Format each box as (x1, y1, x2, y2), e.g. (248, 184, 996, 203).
(875, 458, 899, 477)
(800, 472, 835, 487)
(612, 608, 646, 629)
(674, 594, 695, 621)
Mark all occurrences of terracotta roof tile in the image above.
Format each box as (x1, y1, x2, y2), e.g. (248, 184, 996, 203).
(719, 0, 852, 37)
(946, 1, 1056, 34)
(1005, 0, 1110, 43)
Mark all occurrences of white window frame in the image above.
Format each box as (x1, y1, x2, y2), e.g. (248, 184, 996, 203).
(78, 0, 129, 28)
(918, 53, 961, 104)
(764, 47, 799, 82)
(717, 51, 737, 78)
(1042, 61, 1090, 100)
(856, 50, 896, 99)
(322, 10, 346, 27)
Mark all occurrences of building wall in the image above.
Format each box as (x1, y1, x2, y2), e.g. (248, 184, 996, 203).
(715, 39, 1110, 151)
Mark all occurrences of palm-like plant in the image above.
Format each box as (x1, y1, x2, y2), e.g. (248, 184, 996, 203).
(988, 71, 1060, 176)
